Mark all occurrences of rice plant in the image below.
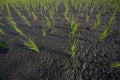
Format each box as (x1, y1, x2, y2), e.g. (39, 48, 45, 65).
(86, 13, 90, 23)
(6, 3, 11, 18)
(31, 11, 38, 21)
(94, 12, 102, 29)
(98, 11, 116, 42)
(42, 25, 47, 37)
(64, 0, 69, 21)
(45, 16, 51, 28)
(21, 36, 39, 53)
(70, 23, 79, 40)
(49, 9, 54, 20)
(20, 15, 31, 27)
(7, 18, 24, 36)
(98, 25, 110, 42)
(69, 16, 80, 58)
(11, 3, 31, 26)
(70, 37, 79, 58)
(110, 62, 120, 68)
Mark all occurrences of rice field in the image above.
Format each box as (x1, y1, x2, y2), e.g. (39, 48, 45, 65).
(0, 0, 120, 80)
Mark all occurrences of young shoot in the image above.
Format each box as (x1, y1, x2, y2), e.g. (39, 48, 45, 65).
(94, 12, 102, 29)
(45, 16, 51, 28)
(42, 22, 47, 37)
(71, 23, 79, 40)
(22, 36, 39, 53)
(98, 25, 110, 42)
(86, 13, 90, 23)
(31, 11, 38, 21)
(98, 11, 116, 42)
(21, 15, 31, 27)
(110, 62, 120, 68)
(7, 19, 24, 36)
(64, 0, 69, 21)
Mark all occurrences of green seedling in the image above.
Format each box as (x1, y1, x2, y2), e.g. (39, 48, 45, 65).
(71, 39, 77, 58)
(64, 0, 69, 21)
(42, 25, 47, 37)
(98, 11, 116, 42)
(31, 11, 38, 21)
(71, 23, 79, 40)
(70, 15, 76, 29)
(22, 36, 39, 53)
(45, 16, 51, 28)
(6, 3, 11, 18)
(21, 15, 31, 27)
(49, 9, 54, 20)
(110, 62, 120, 68)
(7, 19, 24, 36)
(98, 25, 110, 42)
(11, 4, 31, 26)
(86, 13, 90, 23)
(70, 33, 80, 58)
(0, 28, 5, 35)
(94, 12, 102, 29)
(11, 24, 24, 36)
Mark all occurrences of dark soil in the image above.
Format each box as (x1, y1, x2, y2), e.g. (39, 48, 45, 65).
(0, 3, 120, 80)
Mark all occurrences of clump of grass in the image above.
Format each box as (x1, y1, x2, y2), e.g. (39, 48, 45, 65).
(21, 36, 39, 53)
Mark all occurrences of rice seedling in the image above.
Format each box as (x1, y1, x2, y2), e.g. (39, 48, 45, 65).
(70, 15, 76, 29)
(20, 15, 31, 27)
(86, 13, 90, 23)
(31, 11, 38, 21)
(7, 18, 24, 36)
(55, 0, 60, 12)
(6, 3, 11, 18)
(110, 62, 120, 68)
(98, 25, 110, 42)
(0, 28, 5, 35)
(69, 16, 80, 58)
(64, 0, 69, 21)
(42, 25, 47, 37)
(94, 12, 102, 29)
(98, 11, 116, 42)
(70, 38, 78, 58)
(49, 9, 54, 20)
(11, 3, 31, 26)
(71, 23, 79, 40)
(21, 35, 39, 53)
(45, 16, 51, 28)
